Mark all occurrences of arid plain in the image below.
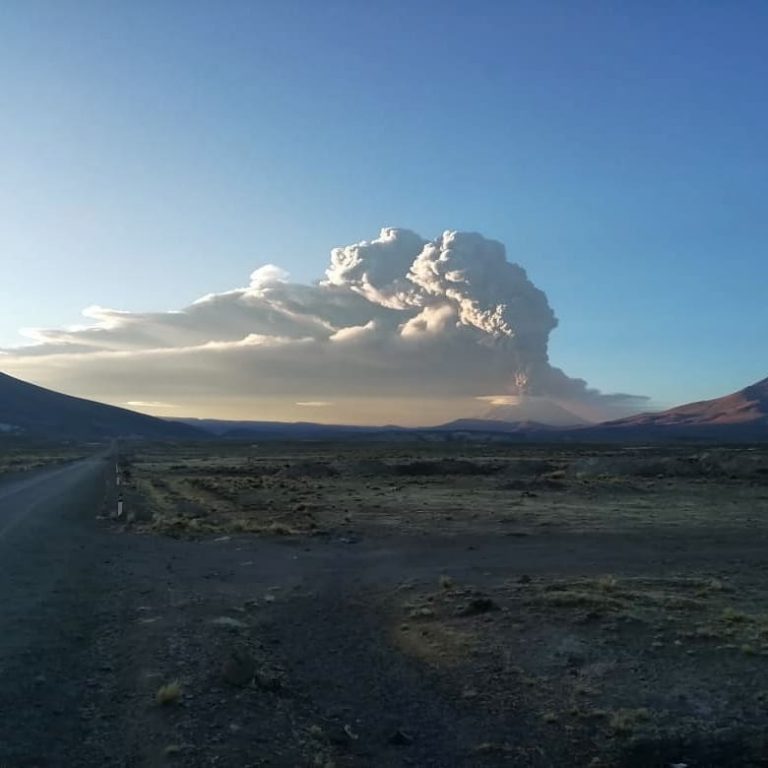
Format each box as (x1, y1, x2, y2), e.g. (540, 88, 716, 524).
(58, 440, 767, 768)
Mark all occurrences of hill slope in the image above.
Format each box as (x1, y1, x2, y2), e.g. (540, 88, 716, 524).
(0, 372, 203, 440)
(608, 377, 768, 427)
(579, 377, 768, 440)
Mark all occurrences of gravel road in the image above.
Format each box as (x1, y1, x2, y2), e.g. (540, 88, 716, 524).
(0, 456, 121, 766)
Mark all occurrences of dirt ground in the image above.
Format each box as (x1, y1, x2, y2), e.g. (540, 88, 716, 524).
(0, 438, 87, 476)
(79, 441, 768, 768)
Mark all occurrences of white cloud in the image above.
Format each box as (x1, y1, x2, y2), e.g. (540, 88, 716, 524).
(125, 400, 178, 409)
(476, 395, 522, 407)
(329, 321, 378, 343)
(249, 264, 290, 290)
(0, 228, 647, 425)
(295, 401, 333, 407)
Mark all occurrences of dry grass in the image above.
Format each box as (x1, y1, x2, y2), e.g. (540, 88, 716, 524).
(608, 707, 650, 735)
(393, 620, 473, 667)
(155, 680, 182, 705)
(118, 442, 768, 539)
(0, 443, 87, 477)
(439, 574, 455, 590)
(526, 575, 726, 616)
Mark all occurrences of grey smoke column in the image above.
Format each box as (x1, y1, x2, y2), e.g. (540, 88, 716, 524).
(325, 228, 558, 395)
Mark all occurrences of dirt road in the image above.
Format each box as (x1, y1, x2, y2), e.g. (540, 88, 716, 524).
(0, 456, 121, 765)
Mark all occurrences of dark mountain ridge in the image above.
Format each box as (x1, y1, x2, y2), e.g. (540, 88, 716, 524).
(0, 372, 202, 440)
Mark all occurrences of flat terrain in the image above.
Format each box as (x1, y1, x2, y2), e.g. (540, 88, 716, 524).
(0, 438, 88, 476)
(2, 442, 768, 767)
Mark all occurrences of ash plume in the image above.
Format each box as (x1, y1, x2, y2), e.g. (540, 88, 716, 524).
(0, 228, 647, 424)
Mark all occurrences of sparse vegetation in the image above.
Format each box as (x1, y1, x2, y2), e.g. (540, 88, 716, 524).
(0, 440, 87, 477)
(95, 441, 768, 766)
(155, 680, 182, 705)
(608, 707, 650, 735)
(116, 442, 768, 539)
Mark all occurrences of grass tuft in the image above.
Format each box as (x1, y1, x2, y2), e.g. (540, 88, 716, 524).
(156, 680, 182, 705)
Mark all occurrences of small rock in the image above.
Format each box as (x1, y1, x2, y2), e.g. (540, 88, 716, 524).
(327, 723, 357, 746)
(254, 667, 282, 691)
(388, 729, 414, 746)
(576, 610, 602, 625)
(221, 650, 256, 687)
(459, 596, 500, 616)
(211, 616, 247, 630)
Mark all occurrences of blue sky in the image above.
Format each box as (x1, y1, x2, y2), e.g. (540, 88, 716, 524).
(1, 1, 767, 412)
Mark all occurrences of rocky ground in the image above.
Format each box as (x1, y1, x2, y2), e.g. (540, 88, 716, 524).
(3, 443, 768, 767)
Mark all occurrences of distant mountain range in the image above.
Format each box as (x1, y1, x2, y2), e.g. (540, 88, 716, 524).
(433, 418, 561, 433)
(178, 377, 768, 442)
(174, 418, 407, 439)
(1, 370, 766, 442)
(0, 372, 202, 440)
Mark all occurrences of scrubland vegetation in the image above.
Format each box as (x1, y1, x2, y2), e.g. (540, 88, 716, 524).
(91, 441, 768, 766)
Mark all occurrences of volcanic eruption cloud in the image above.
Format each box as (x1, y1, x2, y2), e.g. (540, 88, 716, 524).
(0, 229, 646, 425)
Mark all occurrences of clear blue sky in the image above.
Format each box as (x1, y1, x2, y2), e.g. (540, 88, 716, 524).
(1, 0, 766, 408)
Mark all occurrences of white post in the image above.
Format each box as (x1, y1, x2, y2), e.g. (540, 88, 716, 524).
(116, 498, 124, 519)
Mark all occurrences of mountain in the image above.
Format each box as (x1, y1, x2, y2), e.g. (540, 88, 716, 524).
(434, 418, 559, 433)
(177, 416, 564, 440)
(434, 379, 768, 441)
(580, 377, 768, 440)
(158, 378, 768, 443)
(479, 397, 591, 427)
(0, 372, 203, 440)
(172, 418, 407, 440)
(609, 377, 768, 427)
